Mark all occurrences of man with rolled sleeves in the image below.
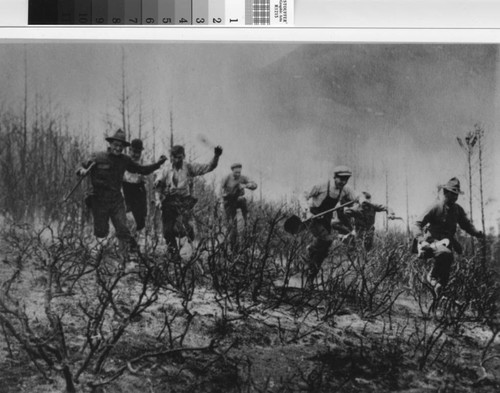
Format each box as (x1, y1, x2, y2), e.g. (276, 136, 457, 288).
(412, 177, 484, 298)
(154, 144, 223, 257)
(221, 163, 258, 249)
(77, 129, 167, 259)
(305, 165, 356, 288)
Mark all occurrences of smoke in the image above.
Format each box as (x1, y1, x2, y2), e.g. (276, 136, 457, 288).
(0, 43, 497, 230)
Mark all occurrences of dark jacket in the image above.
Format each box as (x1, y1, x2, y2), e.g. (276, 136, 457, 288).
(412, 200, 480, 254)
(83, 150, 162, 199)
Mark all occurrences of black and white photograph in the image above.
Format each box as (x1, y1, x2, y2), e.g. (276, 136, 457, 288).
(0, 41, 499, 392)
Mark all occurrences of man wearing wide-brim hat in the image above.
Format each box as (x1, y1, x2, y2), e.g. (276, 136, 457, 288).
(412, 177, 484, 298)
(304, 165, 356, 288)
(77, 129, 167, 259)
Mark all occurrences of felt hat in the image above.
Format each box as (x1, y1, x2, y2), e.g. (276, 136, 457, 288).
(442, 177, 464, 195)
(361, 191, 372, 200)
(231, 163, 242, 170)
(105, 129, 130, 147)
(130, 139, 144, 151)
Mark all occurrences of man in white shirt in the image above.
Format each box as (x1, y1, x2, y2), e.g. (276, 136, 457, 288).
(154, 144, 222, 257)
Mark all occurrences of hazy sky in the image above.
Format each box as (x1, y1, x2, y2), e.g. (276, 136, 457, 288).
(0, 43, 498, 232)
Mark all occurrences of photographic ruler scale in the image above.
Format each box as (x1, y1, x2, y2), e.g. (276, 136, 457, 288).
(28, 0, 292, 26)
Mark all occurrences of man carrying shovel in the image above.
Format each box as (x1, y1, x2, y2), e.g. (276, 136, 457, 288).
(287, 165, 356, 289)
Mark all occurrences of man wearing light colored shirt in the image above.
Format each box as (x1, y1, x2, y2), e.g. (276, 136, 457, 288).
(221, 163, 257, 248)
(305, 165, 356, 288)
(154, 144, 222, 256)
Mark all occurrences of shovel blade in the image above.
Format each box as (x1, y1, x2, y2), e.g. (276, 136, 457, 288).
(284, 215, 304, 235)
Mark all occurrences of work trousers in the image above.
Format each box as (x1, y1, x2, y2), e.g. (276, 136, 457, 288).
(122, 182, 147, 231)
(428, 243, 454, 287)
(331, 218, 352, 235)
(224, 196, 248, 249)
(88, 194, 134, 258)
(161, 196, 196, 254)
(90, 195, 131, 241)
(357, 227, 375, 251)
(306, 217, 334, 286)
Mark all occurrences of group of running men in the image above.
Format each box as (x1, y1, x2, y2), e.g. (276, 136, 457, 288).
(77, 129, 255, 257)
(77, 129, 484, 297)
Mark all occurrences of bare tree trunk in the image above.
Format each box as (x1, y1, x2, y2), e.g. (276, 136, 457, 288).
(350, 136, 356, 190)
(152, 109, 157, 154)
(120, 47, 128, 140)
(22, 46, 28, 178)
(476, 125, 487, 265)
(457, 131, 478, 254)
(477, 127, 486, 235)
(385, 171, 389, 232)
(22, 46, 29, 219)
(467, 145, 476, 254)
(259, 171, 263, 203)
(152, 112, 156, 161)
(170, 109, 174, 149)
(138, 90, 143, 141)
(405, 169, 410, 237)
(467, 147, 473, 222)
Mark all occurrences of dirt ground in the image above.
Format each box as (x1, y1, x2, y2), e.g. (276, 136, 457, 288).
(0, 224, 499, 393)
(1, 258, 499, 393)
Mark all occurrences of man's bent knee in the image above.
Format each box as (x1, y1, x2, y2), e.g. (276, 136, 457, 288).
(434, 244, 452, 257)
(94, 230, 108, 238)
(309, 239, 333, 256)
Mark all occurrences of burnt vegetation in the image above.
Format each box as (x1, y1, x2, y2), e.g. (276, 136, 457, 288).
(1, 109, 500, 393)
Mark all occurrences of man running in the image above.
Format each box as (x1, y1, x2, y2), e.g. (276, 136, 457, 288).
(123, 138, 148, 244)
(220, 163, 257, 249)
(77, 129, 166, 259)
(305, 165, 356, 288)
(346, 191, 395, 251)
(412, 177, 484, 298)
(154, 144, 223, 257)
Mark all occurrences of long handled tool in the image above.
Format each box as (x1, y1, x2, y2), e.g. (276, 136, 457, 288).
(62, 162, 95, 203)
(284, 200, 355, 235)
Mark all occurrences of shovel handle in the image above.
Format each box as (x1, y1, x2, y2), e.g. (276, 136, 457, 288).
(305, 200, 355, 223)
(62, 162, 95, 203)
